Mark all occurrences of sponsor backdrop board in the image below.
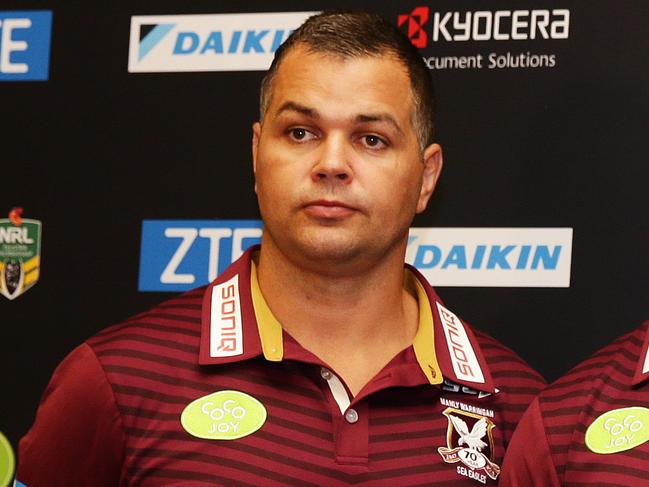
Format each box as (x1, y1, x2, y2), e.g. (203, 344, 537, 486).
(1, 0, 647, 461)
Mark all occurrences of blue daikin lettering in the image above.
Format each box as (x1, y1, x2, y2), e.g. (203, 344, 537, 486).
(413, 244, 562, 270)
(0, 10, 52, 81)
(172, 30, 289, 55)
(405, 227, 573, 287)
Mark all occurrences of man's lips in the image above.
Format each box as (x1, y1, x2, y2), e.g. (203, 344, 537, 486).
(302, 200, 358, 219)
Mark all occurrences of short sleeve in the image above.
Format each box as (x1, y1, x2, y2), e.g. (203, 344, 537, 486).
(499, 398, 561, 487)
(17, 343, 125, 487)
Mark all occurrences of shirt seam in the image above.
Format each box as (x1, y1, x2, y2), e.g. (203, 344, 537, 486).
(84, 342, 129, 486)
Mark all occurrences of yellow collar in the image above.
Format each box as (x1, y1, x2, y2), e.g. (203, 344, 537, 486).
(249, 261, 443, 384)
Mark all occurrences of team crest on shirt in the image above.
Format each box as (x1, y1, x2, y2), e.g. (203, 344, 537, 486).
(438, 407, 500, 483)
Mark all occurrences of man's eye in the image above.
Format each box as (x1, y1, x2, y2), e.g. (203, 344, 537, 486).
(288, 128, 315, 142)
(361, 135, 387, 149)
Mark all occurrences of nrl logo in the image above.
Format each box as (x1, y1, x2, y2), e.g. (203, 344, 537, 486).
(438, 407, 501, 483)
(0, 208, 42, 300)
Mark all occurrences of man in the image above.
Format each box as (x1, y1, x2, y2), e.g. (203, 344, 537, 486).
(18, 12, 545, 486)
(501, 320, 649, 486)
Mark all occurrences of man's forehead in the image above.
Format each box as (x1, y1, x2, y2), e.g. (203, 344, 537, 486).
(268, 46, 413, 120)
(276, 44, 406, 76)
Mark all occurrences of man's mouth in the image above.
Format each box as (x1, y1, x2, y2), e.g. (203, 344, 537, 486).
(302, 199, 358, 219)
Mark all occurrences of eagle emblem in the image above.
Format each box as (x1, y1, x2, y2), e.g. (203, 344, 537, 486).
(438, 407, 501, 482)
(449, 415, 488, 451)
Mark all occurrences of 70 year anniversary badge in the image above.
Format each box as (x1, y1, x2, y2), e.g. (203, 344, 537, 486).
(0, 208, 42, 300)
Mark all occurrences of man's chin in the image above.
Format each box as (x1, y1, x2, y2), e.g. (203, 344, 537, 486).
(289, 231, 369, 266)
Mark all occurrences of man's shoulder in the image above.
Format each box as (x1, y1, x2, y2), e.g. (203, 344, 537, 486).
(538, 320, 649, 412)
(526, 321, 649, 483)
(86, 286, 206, 358)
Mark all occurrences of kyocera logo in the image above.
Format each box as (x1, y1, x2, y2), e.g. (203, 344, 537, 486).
(128, 12, 316, 73)
(398, 7, 569, 46)
(138, 220, 262, 292)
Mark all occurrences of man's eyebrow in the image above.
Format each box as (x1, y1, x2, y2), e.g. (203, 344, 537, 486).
(356, 113, 404, 135)
(274, 101, 320, 119)
(274, 102, 404, 135)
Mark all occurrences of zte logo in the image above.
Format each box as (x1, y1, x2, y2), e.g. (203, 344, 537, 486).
(398, 7, 570, 46)
(138, 220, 262, 292)
(128, 12, 316, 73)
(0, 10, 52, 81)
(210, 275, 243, 357)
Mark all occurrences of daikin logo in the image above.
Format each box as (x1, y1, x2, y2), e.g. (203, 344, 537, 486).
(406, 228, 573, 287)
(128, 12, 316, 72)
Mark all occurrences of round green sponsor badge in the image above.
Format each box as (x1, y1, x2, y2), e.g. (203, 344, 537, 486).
(181, 390, 267, 440)
(0, 431, 15, 487)
(585, 407, 649, 454)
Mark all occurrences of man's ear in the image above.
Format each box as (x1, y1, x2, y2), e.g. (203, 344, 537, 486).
(252, 122, 261, 193)
(416, 143, 443, 214)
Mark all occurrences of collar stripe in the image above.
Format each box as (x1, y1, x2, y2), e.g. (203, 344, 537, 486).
(409, 271, 444, 385)
(249, 261, 283, 361)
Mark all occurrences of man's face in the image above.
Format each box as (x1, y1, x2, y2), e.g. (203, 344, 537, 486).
(252, 46, 442, 272)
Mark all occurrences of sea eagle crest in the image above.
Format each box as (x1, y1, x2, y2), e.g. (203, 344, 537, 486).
(449, 415, 488, 451)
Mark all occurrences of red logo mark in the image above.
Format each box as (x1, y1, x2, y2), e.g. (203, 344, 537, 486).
(398, 6, 430, 48)
(9, 207, 24, 226)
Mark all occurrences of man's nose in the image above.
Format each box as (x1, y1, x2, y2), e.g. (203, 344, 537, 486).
(311, 134, 353, 183)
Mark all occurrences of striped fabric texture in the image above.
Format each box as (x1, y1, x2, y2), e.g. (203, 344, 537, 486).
(501, 320, 649, 487)
(18, 249, 546, 486)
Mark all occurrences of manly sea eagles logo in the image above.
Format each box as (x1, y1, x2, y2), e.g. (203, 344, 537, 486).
(0, 208, 42, 300)
(438, 407, 501, 482)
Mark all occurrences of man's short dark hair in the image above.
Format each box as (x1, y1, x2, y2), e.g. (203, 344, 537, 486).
(259, 11, 436, 150)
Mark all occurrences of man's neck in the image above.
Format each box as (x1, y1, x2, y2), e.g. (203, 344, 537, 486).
(256, 239, 419, 396)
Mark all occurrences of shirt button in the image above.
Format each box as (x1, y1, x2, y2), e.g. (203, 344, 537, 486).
(345, 408, 359, 424)
(320, 368, 332, 380)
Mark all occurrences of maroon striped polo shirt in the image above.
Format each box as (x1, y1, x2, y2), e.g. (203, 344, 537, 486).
(18, 247, 545, 486)
(501, 320, 649, 486)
